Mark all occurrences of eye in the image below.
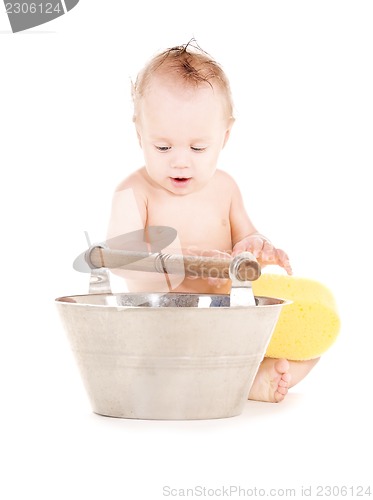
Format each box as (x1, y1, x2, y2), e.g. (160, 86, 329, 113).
(155, 146, 171, 152)
(191, 146, 207, 152)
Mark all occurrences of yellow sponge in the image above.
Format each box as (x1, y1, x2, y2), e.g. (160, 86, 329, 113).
(252, 274, 340, 360)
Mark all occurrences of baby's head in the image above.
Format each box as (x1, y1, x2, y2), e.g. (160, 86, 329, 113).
(132, 42, 234, 195)
(132, 42, 234, 123)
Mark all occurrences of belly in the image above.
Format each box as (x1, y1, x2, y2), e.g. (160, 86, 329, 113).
(172, 276, 231, 295)
(146, 196, 233, 293)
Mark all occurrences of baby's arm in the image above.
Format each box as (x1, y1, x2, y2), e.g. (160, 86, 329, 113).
(107, 172, 147, 242)
(106, 171, 157, 291)
(106, 170, 185, 292)
(229, 181, 292, 275)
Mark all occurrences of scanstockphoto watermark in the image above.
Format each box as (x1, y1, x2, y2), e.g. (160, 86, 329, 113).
(162, 485, 373, 498)
(3, 0, 79, 32)
(162, 485, 298, 497)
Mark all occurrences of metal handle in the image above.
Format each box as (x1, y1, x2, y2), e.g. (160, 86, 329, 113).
(85, 246, 261, 282)
(229, 252, 257, 306)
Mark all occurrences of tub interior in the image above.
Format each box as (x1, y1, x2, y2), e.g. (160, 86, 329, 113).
(55, 292, 285, 308)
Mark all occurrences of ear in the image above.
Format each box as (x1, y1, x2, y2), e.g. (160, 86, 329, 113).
(222, 117, 235, 149)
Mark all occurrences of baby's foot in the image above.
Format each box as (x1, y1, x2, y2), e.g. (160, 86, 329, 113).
(248, 358, 291, 403)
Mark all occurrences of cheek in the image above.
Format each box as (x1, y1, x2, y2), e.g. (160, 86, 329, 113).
(196, 155, 218, 179)
(144, 150, 163, 177)
(205, 150, 220, 168)
(143, 146, 157, 163)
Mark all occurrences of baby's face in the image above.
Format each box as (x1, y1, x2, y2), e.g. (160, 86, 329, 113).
(136, 76, 232, 195)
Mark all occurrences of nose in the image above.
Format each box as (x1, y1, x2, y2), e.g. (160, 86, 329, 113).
(170, 148, 190, 170)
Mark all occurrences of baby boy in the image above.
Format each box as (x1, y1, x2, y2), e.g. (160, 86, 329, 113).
(107, 43, 319, 402)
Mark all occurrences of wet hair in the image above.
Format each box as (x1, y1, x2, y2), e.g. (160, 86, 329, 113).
(132, 40, 234, 122)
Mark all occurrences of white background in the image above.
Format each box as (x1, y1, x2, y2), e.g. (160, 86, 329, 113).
(1, 1, 372, 499)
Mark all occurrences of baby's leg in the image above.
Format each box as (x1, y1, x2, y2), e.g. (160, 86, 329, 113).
(248, 357, 319, 403)
(288, 357, 320, 388)
(248, 273, 338, 402)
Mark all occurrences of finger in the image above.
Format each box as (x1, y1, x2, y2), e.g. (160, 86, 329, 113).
(231, 241, 246, 257)
(250, 237, 265, 258)
(232, 237, 264, 258)
(275, 249, 293, 275)
(261, 241, 277, 264)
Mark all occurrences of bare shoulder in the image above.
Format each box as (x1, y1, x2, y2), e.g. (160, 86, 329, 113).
(213, 169, 239, 195)
(114, 167, 148, 193)
(107, 168, 148, 235)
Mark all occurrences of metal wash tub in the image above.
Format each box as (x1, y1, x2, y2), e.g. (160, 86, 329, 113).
(56, 242, 288, 420)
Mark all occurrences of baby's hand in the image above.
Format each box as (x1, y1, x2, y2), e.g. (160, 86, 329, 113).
(232, 234, 292, 275)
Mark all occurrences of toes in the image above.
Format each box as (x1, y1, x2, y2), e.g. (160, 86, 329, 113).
(274, 388, 288, 402)
(275, 358, 290, 374)
(282, 372, 291, 384)
(278, 379, 288, 388)
(249, 358, 292, 403)
(276, 385, 288, 396)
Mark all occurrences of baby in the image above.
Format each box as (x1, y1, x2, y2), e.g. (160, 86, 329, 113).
(107, 42, 319, 402)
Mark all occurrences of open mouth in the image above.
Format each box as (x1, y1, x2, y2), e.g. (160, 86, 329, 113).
(170, 177, 191, 187)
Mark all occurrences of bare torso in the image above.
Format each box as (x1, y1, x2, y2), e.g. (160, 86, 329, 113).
(145, 171, 232, 253)
(142, 168, 234, 293)
(109, 167, 250, 293)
